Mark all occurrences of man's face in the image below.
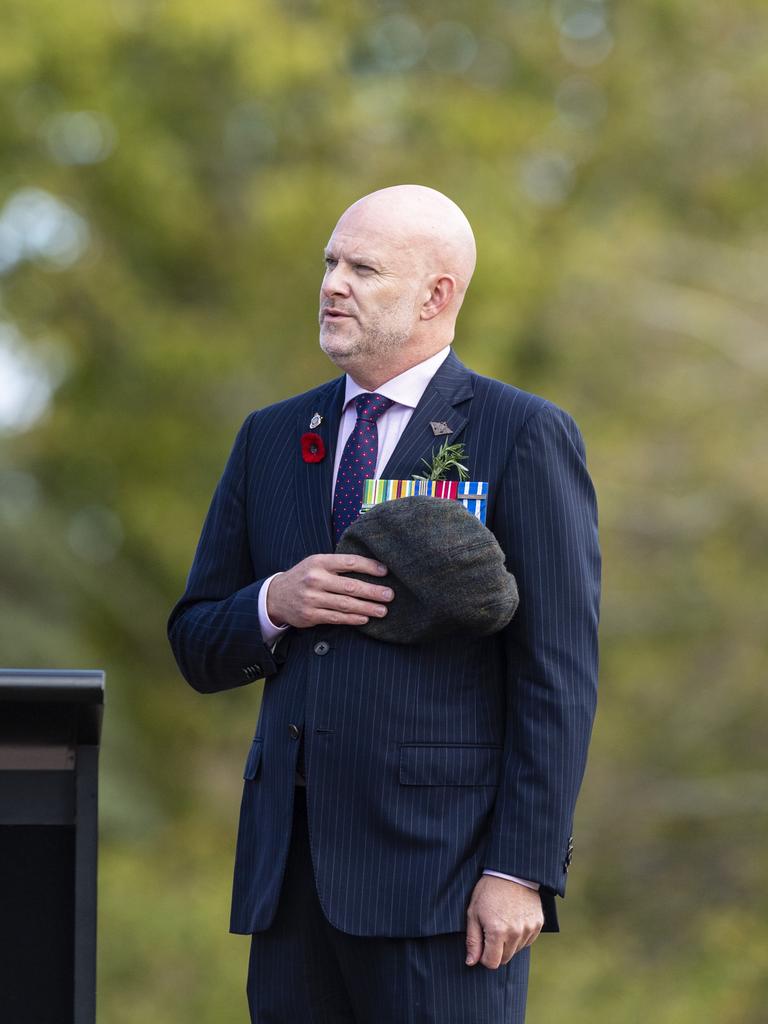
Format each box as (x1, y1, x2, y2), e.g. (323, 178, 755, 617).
(318, 210, 426, 369)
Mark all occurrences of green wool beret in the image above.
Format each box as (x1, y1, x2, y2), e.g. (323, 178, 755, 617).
(336, 495, 519, 644)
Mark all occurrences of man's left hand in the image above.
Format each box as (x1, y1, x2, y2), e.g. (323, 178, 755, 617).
(465, 875, 544, 969)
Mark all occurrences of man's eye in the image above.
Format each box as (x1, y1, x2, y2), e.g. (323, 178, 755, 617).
(324, 257, 337, 269)
(354, 264, 374, 273)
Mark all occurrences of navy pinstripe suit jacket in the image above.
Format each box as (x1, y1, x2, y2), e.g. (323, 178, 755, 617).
(168, 349, 600, 937)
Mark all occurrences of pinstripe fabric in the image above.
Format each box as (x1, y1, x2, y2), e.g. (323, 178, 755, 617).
(167, 348, 600, 940)
(246, 790, 529, 1023)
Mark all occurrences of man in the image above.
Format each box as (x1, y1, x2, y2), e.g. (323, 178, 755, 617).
(168, 185, 600, 1022)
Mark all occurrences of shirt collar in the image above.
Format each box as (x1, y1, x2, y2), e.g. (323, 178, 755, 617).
(343, 346, 452, 412)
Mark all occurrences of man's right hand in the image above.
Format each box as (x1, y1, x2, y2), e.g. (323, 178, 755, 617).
(266, 554, 393, 629)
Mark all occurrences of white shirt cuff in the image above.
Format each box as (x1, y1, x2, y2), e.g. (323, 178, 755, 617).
(258, 573, 291, 647)
(483, 870, 540, 891)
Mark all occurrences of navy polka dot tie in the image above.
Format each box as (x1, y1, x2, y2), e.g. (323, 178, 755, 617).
(332, 392, 394, 544)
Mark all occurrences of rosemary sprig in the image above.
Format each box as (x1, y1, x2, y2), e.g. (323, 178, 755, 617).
(413, 440, 469, 482)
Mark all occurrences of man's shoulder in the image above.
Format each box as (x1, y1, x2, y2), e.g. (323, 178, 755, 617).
(464, 365, 567, 431)
(454, 358, 587, 456)
(470, 369, 547, 410)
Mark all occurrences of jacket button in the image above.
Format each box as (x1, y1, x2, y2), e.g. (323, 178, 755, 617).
(288, 723, 301, 740)
(313, 641, 330, 656)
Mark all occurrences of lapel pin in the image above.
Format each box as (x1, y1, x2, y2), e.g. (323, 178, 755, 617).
(309, 412, 323, 429)
(429, 421, 452, 436)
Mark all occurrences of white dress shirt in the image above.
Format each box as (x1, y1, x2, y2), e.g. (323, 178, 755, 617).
(256, 345, 539, 892)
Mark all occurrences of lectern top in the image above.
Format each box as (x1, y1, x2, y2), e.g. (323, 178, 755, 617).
(0, 669, 105, 704)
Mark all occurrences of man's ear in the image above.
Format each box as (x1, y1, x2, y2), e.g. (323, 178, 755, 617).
(420, 274, 457, 321)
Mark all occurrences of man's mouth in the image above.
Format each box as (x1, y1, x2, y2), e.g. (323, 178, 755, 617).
(322, 308, 354, 320)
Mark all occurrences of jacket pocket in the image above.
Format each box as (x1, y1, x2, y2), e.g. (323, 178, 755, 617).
(399, 743, 503, 787)
(243, 737, 264, 780)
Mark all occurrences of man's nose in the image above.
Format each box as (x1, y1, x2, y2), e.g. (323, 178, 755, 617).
(321, 263, 351, 298)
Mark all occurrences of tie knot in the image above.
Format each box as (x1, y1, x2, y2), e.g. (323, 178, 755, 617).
(354, 392, 393, 423)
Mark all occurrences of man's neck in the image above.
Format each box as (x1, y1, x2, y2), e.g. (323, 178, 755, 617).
(345, 344, 451, 392)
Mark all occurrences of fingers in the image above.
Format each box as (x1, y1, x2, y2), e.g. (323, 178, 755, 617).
(306, 555, 393, 599)
(465, 875, 544, 971)
(322, 573, 393, 604)
(315, 590, 392, 621)
(317, 554, 389, 578)
(474, 924, 541, 970)
(305, 558, 394, 612)
(498, 913, 543, 964)
(500, 921, 541, 964)
(478, 928, 505, 970)
(466, 923, 523, 970)
(274, 555, 394, 629)
(465, 914, 483, 967)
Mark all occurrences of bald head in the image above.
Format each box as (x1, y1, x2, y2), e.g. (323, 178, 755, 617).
(339, 185, 477, 297)
(319, 185, 477, 388)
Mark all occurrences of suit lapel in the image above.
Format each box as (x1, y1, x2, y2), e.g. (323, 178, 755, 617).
(294, 375, 345, 555)
(293, 351, 475, 555)
(379, 349, 474, 481)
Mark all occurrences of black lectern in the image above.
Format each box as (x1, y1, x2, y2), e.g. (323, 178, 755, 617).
(0, 669, 104, 1024)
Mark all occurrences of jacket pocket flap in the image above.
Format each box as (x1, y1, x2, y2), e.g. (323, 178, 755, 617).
(243, 738, 264, 780)
(399, 743, 502, 786)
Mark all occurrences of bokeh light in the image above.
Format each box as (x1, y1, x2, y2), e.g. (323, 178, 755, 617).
(41, 110, 118, 166)
(0, 323, 64, 433)
(0, 188, 90, 273)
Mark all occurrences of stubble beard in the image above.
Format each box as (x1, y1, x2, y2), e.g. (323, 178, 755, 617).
(319, 310, 415, 370)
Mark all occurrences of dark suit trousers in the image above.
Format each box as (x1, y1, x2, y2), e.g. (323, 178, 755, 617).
(246, 790, 530, 1024)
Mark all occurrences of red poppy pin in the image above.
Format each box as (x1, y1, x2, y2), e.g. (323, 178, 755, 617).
(301, 432, 325, 463)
